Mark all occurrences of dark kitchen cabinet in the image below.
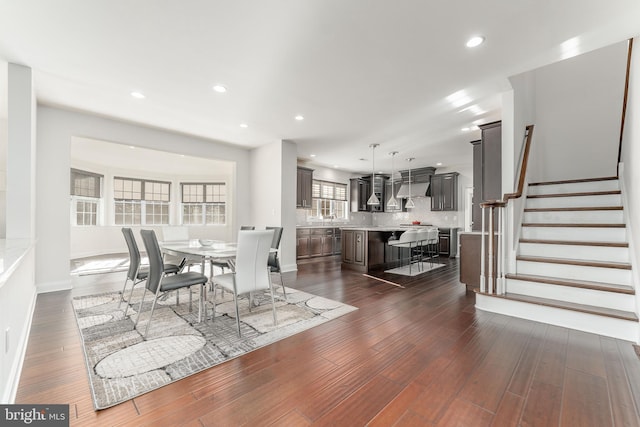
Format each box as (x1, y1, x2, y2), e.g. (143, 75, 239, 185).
(296, 167, 313, 208)
(297, 227, 341, 259)
(471, 121, 502, 231)
(431, 172, 458, 211)
(350, 176, 386, 212)
(350, 178, 370, 212)
(342, 229, 365, 265)
(296, 228, 311, 258)
(438, 227, 459, 258)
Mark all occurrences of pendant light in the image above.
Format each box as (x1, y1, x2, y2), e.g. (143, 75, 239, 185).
(387, 151, 399, 208)
(405, 157, 416, 209)
(367, 144, 380, 205)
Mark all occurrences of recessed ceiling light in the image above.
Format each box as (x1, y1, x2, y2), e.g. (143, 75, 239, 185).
(462, 127, 471, 132)
(213, 85, 227, 93)
(466, 36, 485, 48)
(334, 165, 339, 169)
(436, 162, 443, 166)
(129, 146, 135, 149)
(295, 115, 304, 121)
(239, 123, 248, 128)
(310, 154, 316, 158)
(130, 91, 145, 99)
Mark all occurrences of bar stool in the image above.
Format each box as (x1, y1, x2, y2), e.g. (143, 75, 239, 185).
(388, 230, 420, 274)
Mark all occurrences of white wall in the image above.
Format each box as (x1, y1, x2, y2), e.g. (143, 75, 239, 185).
(7, 64, 36, 240)
(0, 62, 6, 238)
(36, 106, 252, 292)
(530, 41, 627, 182)
(620, 37, 640, 335)
(1, 64, 37, 403)
(249, 140, 297, 272)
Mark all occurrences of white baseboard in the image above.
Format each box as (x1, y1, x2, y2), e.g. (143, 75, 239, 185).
(36, 279, 72, 294)
(281, 263, 298, 273)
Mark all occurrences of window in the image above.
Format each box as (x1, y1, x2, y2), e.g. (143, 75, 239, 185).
(181, 183, 226, 225)
(114, 177, 170, 225)
(70, 168, 103, 226)
(311, 180, 348, 220)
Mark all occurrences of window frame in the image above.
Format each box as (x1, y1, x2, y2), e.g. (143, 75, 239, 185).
(180, 182, 227, 225)
(310, 180, 348, 220)
(113, 176, 171, 225)
(70, 168, 103, 226)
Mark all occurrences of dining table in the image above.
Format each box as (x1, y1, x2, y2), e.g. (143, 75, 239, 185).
(160, 239, 238, 322)
(159, 239, 276, 322)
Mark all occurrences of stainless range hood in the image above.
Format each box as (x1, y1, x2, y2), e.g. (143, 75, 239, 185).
(396, 181, 430, 198)
(396, 166, 436, 198)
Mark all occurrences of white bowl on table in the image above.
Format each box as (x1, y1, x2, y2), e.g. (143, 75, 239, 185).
(198, 239, 214, 247)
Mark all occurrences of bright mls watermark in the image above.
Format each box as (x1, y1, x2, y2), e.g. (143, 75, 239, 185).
(1, 405, 69, 426)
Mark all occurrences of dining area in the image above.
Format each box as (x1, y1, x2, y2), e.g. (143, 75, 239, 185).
(119, 225, 285, 338)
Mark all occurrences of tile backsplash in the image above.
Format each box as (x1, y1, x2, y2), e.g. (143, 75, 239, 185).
(297, 197, 465, 229)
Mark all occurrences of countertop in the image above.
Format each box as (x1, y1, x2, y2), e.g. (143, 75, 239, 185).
(296, 225, 344, 229)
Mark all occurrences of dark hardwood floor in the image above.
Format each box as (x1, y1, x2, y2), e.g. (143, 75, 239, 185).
(16, 256, 640, 426)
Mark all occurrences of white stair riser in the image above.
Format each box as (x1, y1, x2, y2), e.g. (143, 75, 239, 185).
(506, 279, 635, 311)
(521, 226, 627, 242)
(476, 294, 637, 342)
(516, 260, 632, 286)
(528, 180, 619, 195)
(526, 194, 621, 209)
(523, 210, 624, 224)
(518, 242, 630, 263)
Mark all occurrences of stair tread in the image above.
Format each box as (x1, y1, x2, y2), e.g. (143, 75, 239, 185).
(519, 239, 628, 248)
(524, 206, 623, 212)
(476, 291, 638, 321)
(517, 255, 632, 270)
(529, 176, 618, 186)
(527, 190, 621, 198)
(505, 273, 635, 294)
(522, 223, 625, 228)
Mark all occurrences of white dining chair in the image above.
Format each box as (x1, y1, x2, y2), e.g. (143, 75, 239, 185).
(210, 229, 276, 337)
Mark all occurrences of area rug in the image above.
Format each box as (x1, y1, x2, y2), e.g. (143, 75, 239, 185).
(72, 286, 357, 410)
(384, 262, 445, 277)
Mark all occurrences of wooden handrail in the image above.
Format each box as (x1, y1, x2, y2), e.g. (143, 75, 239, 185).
(617, 38, 633, 176)
(503, 124, 535, 201)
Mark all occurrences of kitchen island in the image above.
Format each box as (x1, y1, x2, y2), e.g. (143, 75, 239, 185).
(341, 226, 409, 273)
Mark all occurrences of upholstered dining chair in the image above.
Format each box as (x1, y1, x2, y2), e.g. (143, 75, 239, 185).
(135, 229, 209, 338)
(210, 229, 276, 337)
(265, 226, 285, 299)
(210, 225, 255, 275)
(119, 227, 180, 316)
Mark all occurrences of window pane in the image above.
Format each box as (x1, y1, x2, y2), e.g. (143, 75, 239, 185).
(321, 182, 334, 199)
(181, 183, 226, 224)
(71, 169, 102, 197)
(312, 181, 321, 198)
(335, 184, 347, 201)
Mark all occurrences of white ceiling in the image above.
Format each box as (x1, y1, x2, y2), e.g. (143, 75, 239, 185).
(1, 0, 639, 174)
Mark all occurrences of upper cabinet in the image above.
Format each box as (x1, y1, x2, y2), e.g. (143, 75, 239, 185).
(296, 167, 313, 208)
(431, 172, 459, 211)
(350, 175, 386, 212)
(471, 121, 502, 230)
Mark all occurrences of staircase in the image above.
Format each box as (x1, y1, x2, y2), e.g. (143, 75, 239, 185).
(475, 176, 638, 341)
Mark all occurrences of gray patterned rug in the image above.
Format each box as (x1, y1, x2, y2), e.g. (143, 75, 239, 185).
(72, 286, 357, 410)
